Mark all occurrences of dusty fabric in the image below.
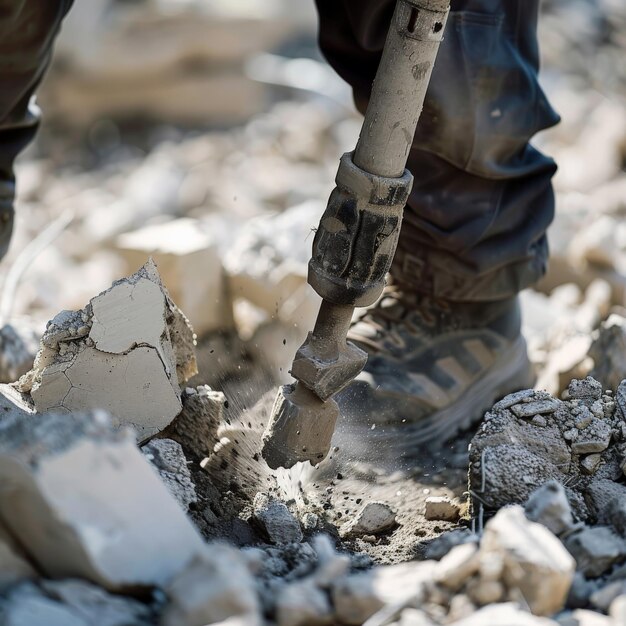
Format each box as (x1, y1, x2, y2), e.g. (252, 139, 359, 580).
(316, 0, 560, 301)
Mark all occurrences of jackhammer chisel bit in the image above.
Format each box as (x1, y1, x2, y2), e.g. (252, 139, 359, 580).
(262, 0, 451, 469)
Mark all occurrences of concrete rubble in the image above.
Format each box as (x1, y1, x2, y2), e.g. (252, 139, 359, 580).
(16, 260, 197, 442)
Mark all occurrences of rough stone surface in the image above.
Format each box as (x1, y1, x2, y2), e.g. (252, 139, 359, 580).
(159, 385, 225, 460)
(18, 261, 197, 442)
(589, 316, 626, 392)
(424, 496, 461, 522)
(161, 544, 260, 626)
(525, 481, 575, 536)
(339, 502, 396, 539)
(0, 411, 204, 590)
(142, 438, 196, 511)
(275, 578, 333, 626)
(565, 526, 626, 578)
(253, 493, 303, 545)
(481, 506, 576, 616)
(446, 602, 558, 625)
(433, 543, 479, 591)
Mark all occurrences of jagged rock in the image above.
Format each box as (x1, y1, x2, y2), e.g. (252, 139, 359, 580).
(18, 261, 197, 442)
(116, 218, 234, 337)
(159, 385, 225, 460)
(525, 481, 575, 536)
(424, 529, 478, 561)
(331, 561, 435, 626)
(570, 418, 612, 454)
(41, 579, 152, 626)
(480, 506, 575, 616)
(433, 543, 479, 591)
(569, 377, 604, 401)
(0, 411, 204, 590)
(142, 438, 197, 511)
(161, 544, 260, 626)
(565, 526, 626, 578)
(424, 496, 461, 522)
(253, 493, 303, 545)
(339, 502, 396, 539)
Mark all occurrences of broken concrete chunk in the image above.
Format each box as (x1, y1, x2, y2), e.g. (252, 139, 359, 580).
(332, 561, 435, 626)
(492, 389, 546, 411)
(511, 398, 561, 418)
(253, 493, 303, 545)
(0, 524, 37, 588)
(0, 411, 204, 590)
(424, 496, 461, 522)
(161, 544, 260, 626)
(565, 526, 626, 578)
(41, 579, 152, 626)
(339, 502, 396, 539)
(142, 438, 196, 511)
(571, 419, 612, 454)
(480, 506, 575, 616)
(159, 385, 225, 460)
(525, 481, 575, 536)
(434, 543, 479, 591)
(116, 218, 234, 337)
(21, 261, 196, 442)
(568, 377, 604, 401)
(439, 602, 558, 625)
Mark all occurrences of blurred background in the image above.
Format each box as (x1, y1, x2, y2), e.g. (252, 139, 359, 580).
(2, 0, 626, 403)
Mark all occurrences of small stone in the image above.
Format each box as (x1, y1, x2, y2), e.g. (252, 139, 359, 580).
(424, 496, 461, 522)
(590, 580, 626, 612)
(565, 526, 626, 578)
(511, 399, 561, 418)
(571, 419, 612, 454)
(253, 493, 303, 544)
(525, 481, 574, 536)
(466, 578, 505, 606)
(480, 506, 575, 615)
(276, 578, 333, 626)
(301, 512, 319, 532)
(493, 389, 543, 411)
(581, 453, 602, 475)
(532, 415, 548, 427)
(339, 502, 396, 539)
(568, 377, 603, 401)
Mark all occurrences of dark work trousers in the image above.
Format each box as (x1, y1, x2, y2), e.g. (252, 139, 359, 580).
(316, 0, 560, 301)
(0, 0, 73, 258)
(0, 0, 559, 304)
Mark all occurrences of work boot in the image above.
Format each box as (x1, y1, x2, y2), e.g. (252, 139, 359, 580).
(336, 284, 533, 461)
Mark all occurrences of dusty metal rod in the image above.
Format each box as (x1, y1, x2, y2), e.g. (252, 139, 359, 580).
(309, 301, 355, 360)
(353, 0, 450, 177)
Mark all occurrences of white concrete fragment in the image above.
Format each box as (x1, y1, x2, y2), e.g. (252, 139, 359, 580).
(480, 506, 575, 616)
(0, 411, 204, 590)
(116, 218, 234, 337)
(339, 502, 396, 539)
(275, 579, 333, 626)
(161, 544, 260, 626)
(434, 543, 479, 591)
(22, 261, 195, 442)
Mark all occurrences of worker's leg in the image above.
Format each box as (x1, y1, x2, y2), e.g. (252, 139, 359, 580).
(0, 0, 73, 259)
(316, 0, 559, 455)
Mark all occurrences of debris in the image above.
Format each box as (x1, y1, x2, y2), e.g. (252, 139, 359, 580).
(161, 544, 260, 626)
(525, 481, 575, 536)
(339, 502, 397, 539)
(442, 602, 558, 625)
(18, 261, 196, 442)
(253, 493, 303, 545)
(142, 438, 197, 511)
(564, 526, 626, 578)
(275, 579, 333, 626)
(0, 321, 40, 383)
(433, 543, 479, 591)
(590, 315, 626, 392)
(424, 496, 461, 522)
(480, 506, 576, 616)
(0, 410, 204, 590)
